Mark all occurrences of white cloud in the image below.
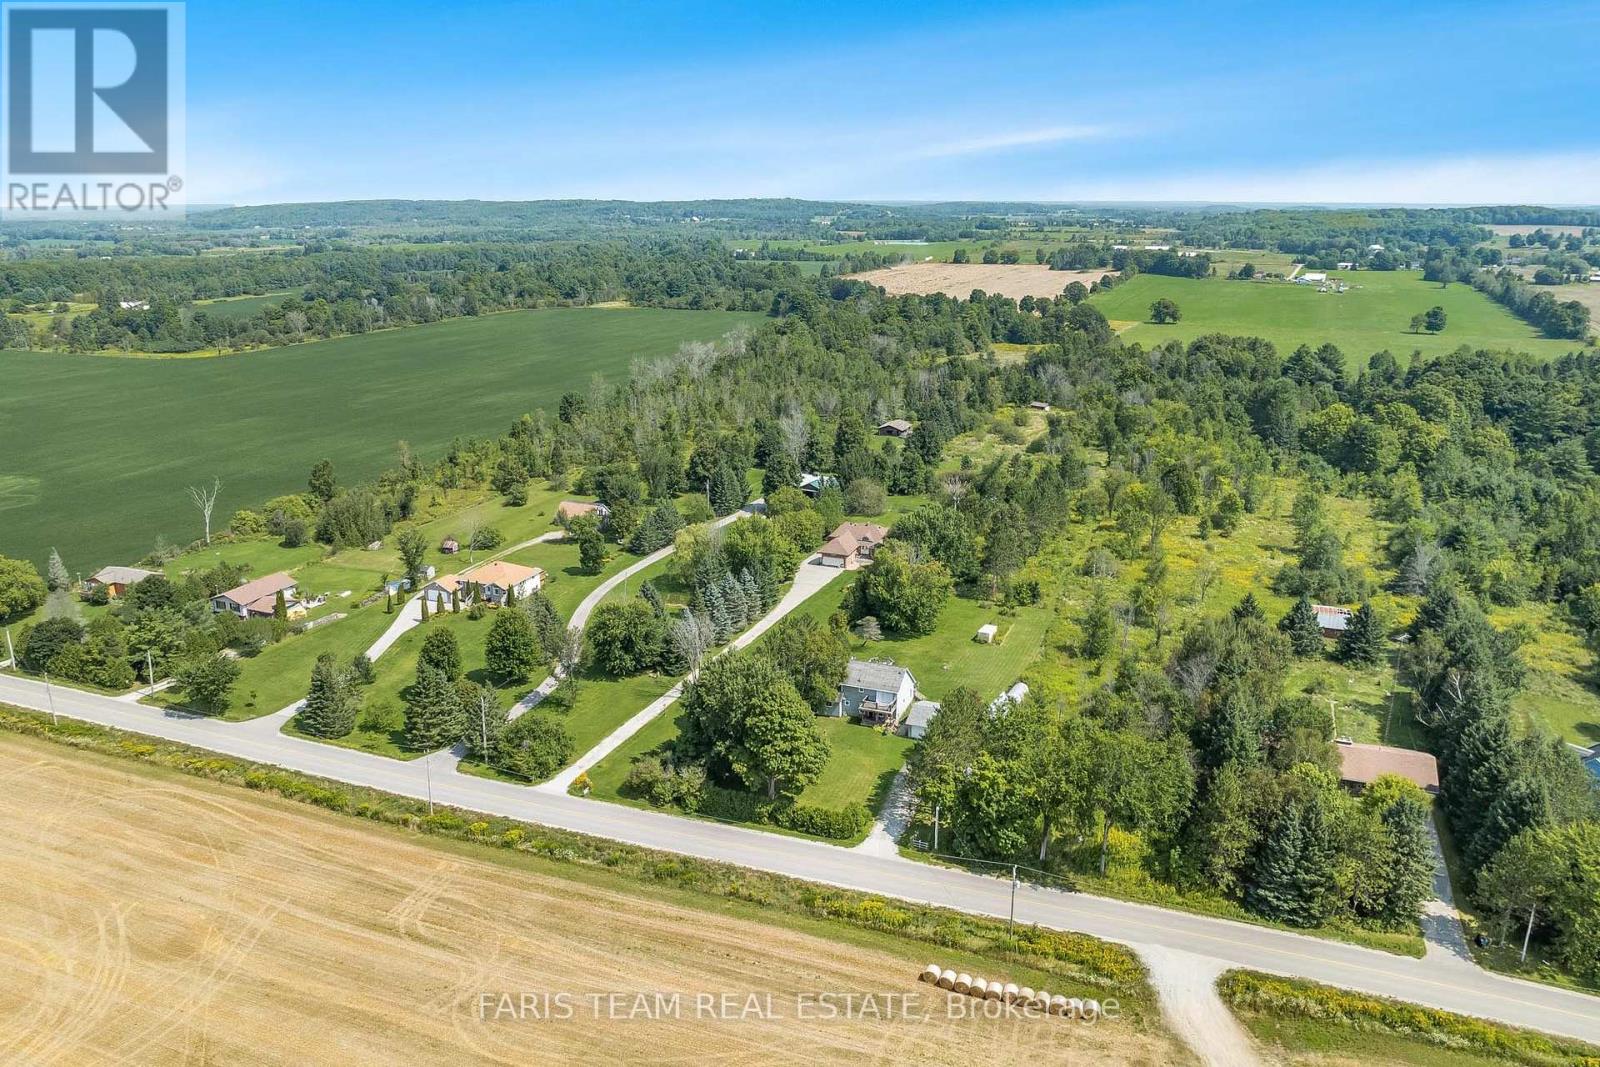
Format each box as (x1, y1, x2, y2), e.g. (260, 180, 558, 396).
(1056, 150, 1600, 206)
(910, 124, 1111, 160)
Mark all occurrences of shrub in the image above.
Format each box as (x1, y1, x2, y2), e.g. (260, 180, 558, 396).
(1217, 971, 1600, 1065)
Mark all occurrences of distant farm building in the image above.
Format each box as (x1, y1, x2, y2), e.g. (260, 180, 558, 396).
(1296, 272, 1328, 285)
(84, 565, 159, 599)
(877, 419, 914, 439)
(1313, 604, 1352, 638)
(439, 536, 460, 554)
(797, 472, 841, 498)
(1336, 741, 1440, 795)
(556, 500, 610, 526)
(1027, 401, 1052, 412)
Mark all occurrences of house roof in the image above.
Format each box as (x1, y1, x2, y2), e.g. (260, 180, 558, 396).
(468, 560, 542, 588)
(906, 699, 940, 729)
(1337, 742, 1440, 793)
(90, 565, 158, 586)
(878, 419, 913, 433)
(217, 572, 296, 606)
(830, 522, 888, 546)
(821, 532, 859, 558)
(1313, 604, 1352, 631)
(428, 574, 468, 593)
(557, 500, 605, 520)
(843, 658, 914, 693)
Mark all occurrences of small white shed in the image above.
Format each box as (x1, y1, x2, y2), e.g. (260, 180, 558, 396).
(975, 623, 998, 644)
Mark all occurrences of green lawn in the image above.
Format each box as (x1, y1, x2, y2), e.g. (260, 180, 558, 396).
(502, 537, 645, 622)
(0, 306, 759, 570)
(1090, 271, 1584, 369)
(798, 717, 911, 810)
(152, 599, 396, 720)
(791, 579, 1050, 705)
(586, 700, 913, 840)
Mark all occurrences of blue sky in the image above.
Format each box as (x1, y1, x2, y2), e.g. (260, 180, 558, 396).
(184, 0, 1600, 205)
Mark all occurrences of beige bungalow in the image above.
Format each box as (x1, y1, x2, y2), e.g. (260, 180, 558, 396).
(211, 572, 305, 619)
(85, 565, 159, 599)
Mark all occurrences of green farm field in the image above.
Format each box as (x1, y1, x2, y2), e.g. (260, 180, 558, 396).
(1090, 271, 1587, 368)
(0, 307, 759, 570)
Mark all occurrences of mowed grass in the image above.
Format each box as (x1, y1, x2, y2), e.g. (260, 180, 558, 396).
(799, 717, 912, 811)
(787, 579, 1050, 705)
(1090, 272, 1585, 369)
(0, 307, 759, 570)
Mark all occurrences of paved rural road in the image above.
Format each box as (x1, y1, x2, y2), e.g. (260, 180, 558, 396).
(4, 673, 1599, 1046)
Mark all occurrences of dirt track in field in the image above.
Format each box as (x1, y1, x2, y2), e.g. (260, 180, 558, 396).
(847, 262, 1110, 300)
(0, 734, 1183, 1066)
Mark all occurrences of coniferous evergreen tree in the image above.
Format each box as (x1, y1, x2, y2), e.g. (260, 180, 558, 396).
(708, 461, 746, 516)
(405, 663, 466, 750)
(1376, 795, 1436, 926)
(296, 652, 359, 738)
(1279, 594, 1324, 657)
(1231, 592, 1265, 624)
(1336, 602, 1385, 665)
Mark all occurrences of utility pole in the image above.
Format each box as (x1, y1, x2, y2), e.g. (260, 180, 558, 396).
(932, 803, 940, 852)
(1327, 696, 1339, 737)
(43, 672, 57, 726)
(3, 626, 13, 669)
(425, 758, 434, 815)
(1008, 864, 1019, 948)
(146, 650, 156, 694)
(1521, 904, 1537, 963)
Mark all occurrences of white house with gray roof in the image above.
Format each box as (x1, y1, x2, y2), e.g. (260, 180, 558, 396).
(829, 658, 917, 726)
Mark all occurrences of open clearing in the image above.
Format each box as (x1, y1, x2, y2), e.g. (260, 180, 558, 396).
(847, 263, 1108, 301)
(1090, 272, 1586, 369)
(0, 307, 758, 569)
(0, 732, 1182, 1065)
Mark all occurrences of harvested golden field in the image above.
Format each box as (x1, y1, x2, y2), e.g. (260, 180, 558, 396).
(847, 262, 1108, 300)
(0, 733, 1182, 1066)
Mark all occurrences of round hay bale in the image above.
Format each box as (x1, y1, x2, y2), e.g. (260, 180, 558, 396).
(969, 978, 988, 998)
(937, 969, 957, 990)
(1002, 982, 1020, 1003)
(983, 982, 1004, 1001)
(1081, 998, 1101, 1021)
(1019, 986, 1036, 1006)
(1030, 989, 1050, 1010)
(1065, 997, 1084, 1019)
(920, 964, 942, 984)
(953, 973, 972, 994)
(1048, 994, 1069, 1016)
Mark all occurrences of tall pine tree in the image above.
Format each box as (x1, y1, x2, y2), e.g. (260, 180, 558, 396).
(296, 652, 359, 738)
(405, 664, 466, 751)
(1278, 594, 1324, 657)
(1336, 602, 1386, 665)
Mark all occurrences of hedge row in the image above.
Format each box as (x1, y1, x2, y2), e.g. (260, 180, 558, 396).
(696, 783, 870, 840)
(621, 757, 869, 840)
(0, 704, 1152, 1011)
(1218, 971, 1600, 1066)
